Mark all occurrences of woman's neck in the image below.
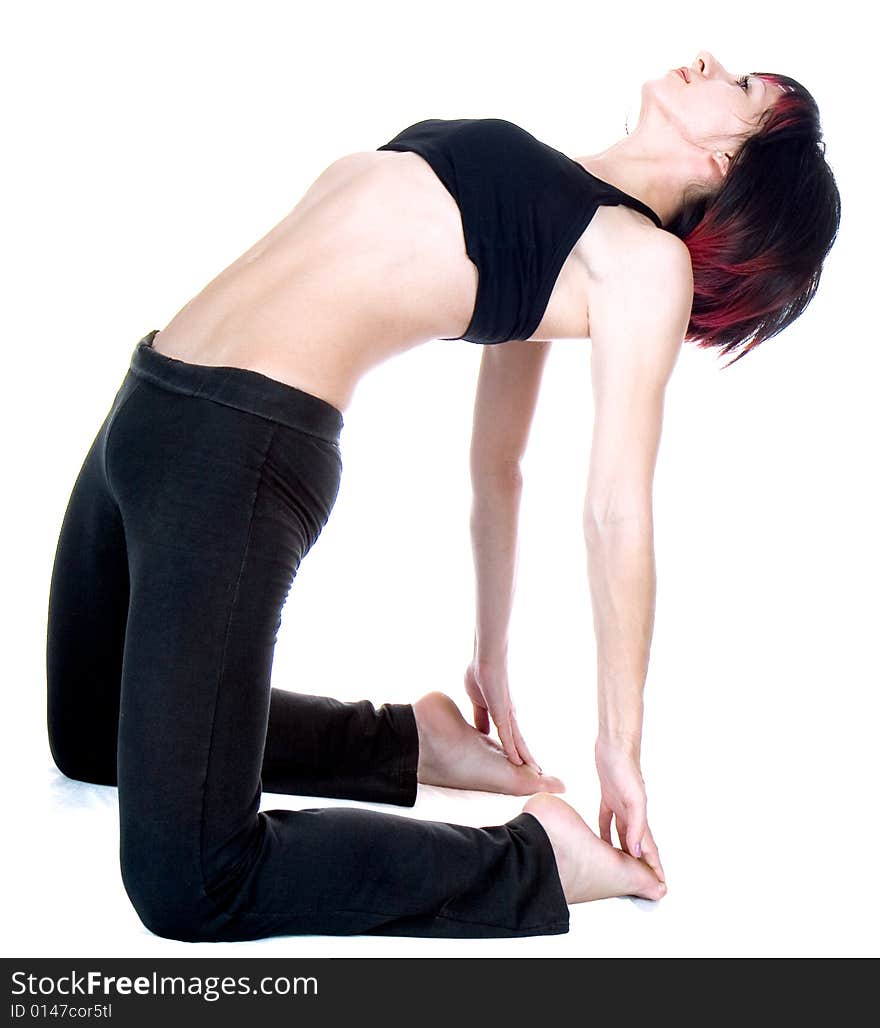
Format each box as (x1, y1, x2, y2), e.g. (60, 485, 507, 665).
(575, 131, 717, 228)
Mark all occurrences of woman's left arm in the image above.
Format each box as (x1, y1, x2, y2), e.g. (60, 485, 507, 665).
(584, 232, 693, 879)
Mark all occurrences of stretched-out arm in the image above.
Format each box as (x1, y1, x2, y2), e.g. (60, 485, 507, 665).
(467, 338, 552, 768)
(584, 233, 693, 879)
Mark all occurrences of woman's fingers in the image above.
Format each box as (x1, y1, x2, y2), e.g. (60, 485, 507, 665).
(463, 663, 490, 735)
(615, 814, 630, 854)
(626, 809, 646, 859)
(624, 803, 665, 881)
(511, 718, 541, 774)
(472, 702, 490, 735)
(599, 802, 614, 846)
(493, 710, 524, 765)
(640, 826, 665, 883)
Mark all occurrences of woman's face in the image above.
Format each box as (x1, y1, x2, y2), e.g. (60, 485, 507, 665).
(649, 49, 784, 154)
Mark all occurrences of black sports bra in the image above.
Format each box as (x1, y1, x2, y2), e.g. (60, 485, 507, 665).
(376, 117, 663, 345)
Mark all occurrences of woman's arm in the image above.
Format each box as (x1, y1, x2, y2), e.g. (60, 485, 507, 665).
(584, 232, 693, 879)
(467, 338, 552, 767)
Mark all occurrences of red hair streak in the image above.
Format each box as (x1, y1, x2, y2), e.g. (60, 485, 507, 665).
(668, 73, 841, 368)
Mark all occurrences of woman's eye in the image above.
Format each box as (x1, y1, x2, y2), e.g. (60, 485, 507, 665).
(737, 75, 750, 91)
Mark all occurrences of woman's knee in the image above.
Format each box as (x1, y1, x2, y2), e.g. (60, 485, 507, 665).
(48, 738, 117, 788)
(119, 834, 225, 942)
(120, 863, 220, 942)
(118, 822, 269, 942)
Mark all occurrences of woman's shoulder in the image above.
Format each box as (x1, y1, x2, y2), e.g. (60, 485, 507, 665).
(583, 207, 691, 286)
(641, 229, 693, 291)
(585, 216, 693, 356)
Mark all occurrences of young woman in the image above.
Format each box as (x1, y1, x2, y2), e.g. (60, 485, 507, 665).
(46, 50, 840, 942)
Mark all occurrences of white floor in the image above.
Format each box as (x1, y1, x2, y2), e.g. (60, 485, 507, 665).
(7, 722, 876, 959)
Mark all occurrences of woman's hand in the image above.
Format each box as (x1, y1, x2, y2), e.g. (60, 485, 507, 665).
(464, 659, 540, 771)
(595, 736, 665, 884)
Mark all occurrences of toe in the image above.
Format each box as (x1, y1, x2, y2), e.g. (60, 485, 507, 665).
(534, 774, 565, 794)
(504, 764, 564, 796)
(628, 860, 667, 901)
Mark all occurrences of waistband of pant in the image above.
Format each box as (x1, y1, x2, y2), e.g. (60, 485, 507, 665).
(129, 330, 344, 444)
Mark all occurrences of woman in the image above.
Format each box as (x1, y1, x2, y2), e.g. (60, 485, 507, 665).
(46, 50, 840, 942)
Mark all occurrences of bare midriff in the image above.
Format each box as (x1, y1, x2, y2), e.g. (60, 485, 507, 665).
(151, 148, 656, 413)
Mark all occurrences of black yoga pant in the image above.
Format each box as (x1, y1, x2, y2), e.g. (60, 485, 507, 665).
(45, 329, 569, 941)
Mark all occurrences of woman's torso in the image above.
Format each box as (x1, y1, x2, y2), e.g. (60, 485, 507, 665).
(151, 148, 662, 413)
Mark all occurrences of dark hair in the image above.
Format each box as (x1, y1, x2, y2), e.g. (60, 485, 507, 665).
(664, 73, 841, 369)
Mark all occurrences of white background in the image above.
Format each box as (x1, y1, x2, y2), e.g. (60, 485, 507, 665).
(3, 0, 876, 958)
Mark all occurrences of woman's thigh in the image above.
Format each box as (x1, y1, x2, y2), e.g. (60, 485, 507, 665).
(46, 409, 130, 785)
(105, 377, 342, 928)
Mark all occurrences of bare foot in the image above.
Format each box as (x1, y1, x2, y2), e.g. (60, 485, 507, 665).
(413, 691, 565, 796)
(523, 793, 667, 903)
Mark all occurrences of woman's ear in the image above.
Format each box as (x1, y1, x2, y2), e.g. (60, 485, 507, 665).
(712, 149, 730, 179)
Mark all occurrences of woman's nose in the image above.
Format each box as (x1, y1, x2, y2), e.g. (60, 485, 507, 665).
(692, 50, 717, 77)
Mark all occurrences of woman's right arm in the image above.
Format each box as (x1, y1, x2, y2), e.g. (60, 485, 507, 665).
(466, 338, 552, 768)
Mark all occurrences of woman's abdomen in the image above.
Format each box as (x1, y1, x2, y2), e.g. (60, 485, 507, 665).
(152, 150, 480, 411)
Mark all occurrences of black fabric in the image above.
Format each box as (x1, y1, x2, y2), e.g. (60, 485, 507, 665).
(46, 329, 570, 942)
(377, 117, 664, 345)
